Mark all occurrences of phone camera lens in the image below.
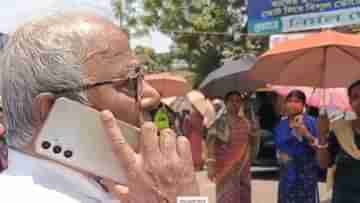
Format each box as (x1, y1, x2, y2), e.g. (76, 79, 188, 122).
(64, 150, 73, 158)
(41, 141, 51, 149)
(53, 146, 62, 154)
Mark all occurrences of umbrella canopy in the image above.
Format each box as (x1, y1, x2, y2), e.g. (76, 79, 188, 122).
(186, 91, 216, 128)
(160, 96, 177, 106)
(145, 72, 192, 97)
(249, 30, 360, 88)
(270, 85, 351, 112)
(166, 91, 216, 128)
(199, 55, 265, 98)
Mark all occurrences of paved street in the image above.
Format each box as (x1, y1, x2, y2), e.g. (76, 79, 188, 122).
(252, 180, 330, 203)
(252, 170, 331, 203)
(197, 169, 332, 203)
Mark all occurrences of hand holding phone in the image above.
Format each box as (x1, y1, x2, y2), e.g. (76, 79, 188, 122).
(290, 115, 304, 128)
(34, 98, 140, 184)
(100, 111, 200, 203)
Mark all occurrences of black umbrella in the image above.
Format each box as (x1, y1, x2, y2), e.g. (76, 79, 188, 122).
(199, 55, 265, 98)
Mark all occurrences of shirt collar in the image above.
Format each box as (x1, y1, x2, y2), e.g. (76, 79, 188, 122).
(6, 148, 113, 201)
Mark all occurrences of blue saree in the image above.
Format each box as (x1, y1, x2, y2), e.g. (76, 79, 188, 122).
(274, 114, 320, 203)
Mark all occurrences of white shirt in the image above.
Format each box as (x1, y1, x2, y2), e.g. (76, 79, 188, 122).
(0, 149, 120, 203)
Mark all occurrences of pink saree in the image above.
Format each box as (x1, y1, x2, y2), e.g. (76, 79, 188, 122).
(215, 116, 251, 203)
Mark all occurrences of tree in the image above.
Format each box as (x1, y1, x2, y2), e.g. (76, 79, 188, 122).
(134, 46, 174, 72)
(113, 0, 268, 87)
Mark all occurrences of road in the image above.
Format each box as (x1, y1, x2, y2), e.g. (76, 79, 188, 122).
(252, 169, 331, 203)
(196, 168, 332, 203)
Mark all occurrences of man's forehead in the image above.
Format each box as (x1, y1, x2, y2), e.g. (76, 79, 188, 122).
(14, 13, 130, 59)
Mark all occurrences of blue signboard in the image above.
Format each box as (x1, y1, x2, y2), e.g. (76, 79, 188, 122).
(248, 0, 360, 34)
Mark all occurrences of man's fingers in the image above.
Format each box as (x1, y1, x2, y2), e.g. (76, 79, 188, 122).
(101, 110, 137, 170)
(102, 179, 129, 203)
(141, 81, 160, 110)
(159, 129, 177, 158)
(140, 122, 160, 157)
(176, 136, 193, 166)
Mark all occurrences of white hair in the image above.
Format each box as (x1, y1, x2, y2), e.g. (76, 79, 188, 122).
(0, 12, 117, 148)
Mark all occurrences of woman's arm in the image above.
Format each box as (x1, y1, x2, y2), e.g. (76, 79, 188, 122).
(317, 134, 332, 169)
(316, 115, 333, 169)
(206, 137, 216, 181)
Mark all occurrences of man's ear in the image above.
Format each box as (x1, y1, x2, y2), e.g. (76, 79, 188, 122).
(32, 93, 56, 123)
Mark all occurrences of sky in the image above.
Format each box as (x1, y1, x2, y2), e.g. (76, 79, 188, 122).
(0, 0, 172, 53)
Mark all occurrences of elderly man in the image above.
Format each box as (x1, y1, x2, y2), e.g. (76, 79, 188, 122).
(0, 12, 199, 202)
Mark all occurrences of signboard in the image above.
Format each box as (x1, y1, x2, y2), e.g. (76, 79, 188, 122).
(269, 32, 316, 48)
(248, 0, 360, 35)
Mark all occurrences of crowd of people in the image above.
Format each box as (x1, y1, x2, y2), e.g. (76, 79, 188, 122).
(0, 10, 360, 203)
(165, 84, 360, 203)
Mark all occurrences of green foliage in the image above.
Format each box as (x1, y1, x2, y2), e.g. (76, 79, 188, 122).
(134, 46, 174, 72)
(113, 0, 268, 87)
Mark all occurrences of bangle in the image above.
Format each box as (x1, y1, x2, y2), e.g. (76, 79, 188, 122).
(206, 158, 216, 163)
(317, 143, 329, 149)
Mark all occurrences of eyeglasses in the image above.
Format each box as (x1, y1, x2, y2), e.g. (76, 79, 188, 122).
(51, 65, 144, 102)
(51, 64, 145, 125)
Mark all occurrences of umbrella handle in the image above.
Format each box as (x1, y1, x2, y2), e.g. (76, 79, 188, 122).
(319, 88, 328, 117)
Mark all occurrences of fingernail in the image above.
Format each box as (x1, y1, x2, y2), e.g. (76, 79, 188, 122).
(101, 110, 114, 121)
(161, 128, 173, 135)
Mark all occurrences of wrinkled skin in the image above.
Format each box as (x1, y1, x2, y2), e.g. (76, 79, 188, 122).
(101, 111, 199, 203)
(81, 19, 160, 126)
(26, 15, 199, 203)
(79, 21, 199, 202)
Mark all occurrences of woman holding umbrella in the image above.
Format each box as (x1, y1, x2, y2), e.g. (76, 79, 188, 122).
(275, 90, 320, 203)
(317, 80, 360, 203)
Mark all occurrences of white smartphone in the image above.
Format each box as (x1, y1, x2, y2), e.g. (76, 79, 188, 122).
(34, 97, 140, 185)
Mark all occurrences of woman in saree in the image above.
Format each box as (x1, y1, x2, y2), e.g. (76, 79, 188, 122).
(207, 91, 252, 203)
(317, 80, 360, 203)
(275, 90, 320, 203)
